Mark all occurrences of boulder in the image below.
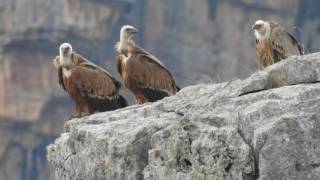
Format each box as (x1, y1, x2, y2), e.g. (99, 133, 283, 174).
(47, 53, 320, 180)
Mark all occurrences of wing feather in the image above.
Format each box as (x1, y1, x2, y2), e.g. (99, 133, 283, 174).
(134, 45, 166, 68)
(269, 24, 304, 61)
(74, 53, 122, 90)
(117, 55, 124, 76)
(52, 56, 60, 69)
(126, 51, 178, 95)
(70, 63, 118, 99)
(52, 56, 66, 90)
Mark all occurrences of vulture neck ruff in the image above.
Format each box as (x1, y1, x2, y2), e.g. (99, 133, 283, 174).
(59, 54, 73, 78)
(59, 54, 73, 68)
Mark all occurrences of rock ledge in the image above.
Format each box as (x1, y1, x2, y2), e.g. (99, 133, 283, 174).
(48, 53, 320, 180)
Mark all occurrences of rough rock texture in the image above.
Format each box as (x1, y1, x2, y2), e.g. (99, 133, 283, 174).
(48, 53, 320, 180)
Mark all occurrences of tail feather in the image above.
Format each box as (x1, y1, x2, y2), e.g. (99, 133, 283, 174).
(114, 95, 128, 108)
(176, 85, 181, 92)
(86, 95, 128, 113)
(140, 88, 169, 102)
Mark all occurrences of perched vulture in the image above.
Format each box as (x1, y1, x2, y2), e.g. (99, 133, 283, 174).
(115, 25, 180, 104)
(252, 20, 304, 69)
(53, 43, 127, 117)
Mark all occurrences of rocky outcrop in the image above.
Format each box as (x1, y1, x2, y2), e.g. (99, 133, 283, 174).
(47, 53, 320, 180)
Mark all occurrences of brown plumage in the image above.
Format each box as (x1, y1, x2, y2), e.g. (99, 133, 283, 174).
(53, 43, 127, 117)
(252, 20, 304, 69)
(116, 25, 179, 104)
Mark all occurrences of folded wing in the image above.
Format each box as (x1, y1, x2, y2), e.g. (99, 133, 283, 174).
(269, 25, 304, 62)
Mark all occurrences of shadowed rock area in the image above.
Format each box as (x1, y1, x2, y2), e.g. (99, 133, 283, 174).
(47, 53, 320, 180)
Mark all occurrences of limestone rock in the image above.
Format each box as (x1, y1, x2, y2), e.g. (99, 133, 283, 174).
(48, 53, 320, 180)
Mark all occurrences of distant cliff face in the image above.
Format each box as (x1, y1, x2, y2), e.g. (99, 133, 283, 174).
(0, 0, 120, 121)
(1, 0, 320, 180)
(48, 53, 320, 180)
(142, 0, 311, 83)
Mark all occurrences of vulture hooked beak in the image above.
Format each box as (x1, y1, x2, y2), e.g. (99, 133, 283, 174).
(129, 28, 138, 35)
(62, 46, 70, 55)
(252, 24, 263, 30)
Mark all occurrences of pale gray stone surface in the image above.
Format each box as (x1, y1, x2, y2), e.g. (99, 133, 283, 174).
(48, 53, 320, 180)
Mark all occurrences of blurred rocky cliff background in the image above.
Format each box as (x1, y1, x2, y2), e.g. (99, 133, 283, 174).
(0, 0, 319, 179)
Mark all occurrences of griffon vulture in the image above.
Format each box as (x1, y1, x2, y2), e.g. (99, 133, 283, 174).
(53, 43, 127, 117)
(252, 20, 304, 69)
(115, 25, 180, 104)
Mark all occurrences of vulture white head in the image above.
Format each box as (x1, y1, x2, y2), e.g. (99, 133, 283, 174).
(120, 25, 138, 42)
(59, 42, 73, 67)
(252, 20, 271, 40)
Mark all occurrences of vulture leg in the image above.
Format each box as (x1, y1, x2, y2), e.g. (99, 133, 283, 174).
(69, 112, 82, 120)
(68, 104, 82, 120)
(135, 94, 146, 104)
(79, 112, 90, 117)
(68, 103, 90, 120)
(68, 112, 90, 120)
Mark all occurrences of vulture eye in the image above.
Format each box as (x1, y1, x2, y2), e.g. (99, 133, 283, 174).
(127, 28, 138, 34)
(254, 24, 263, 30)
